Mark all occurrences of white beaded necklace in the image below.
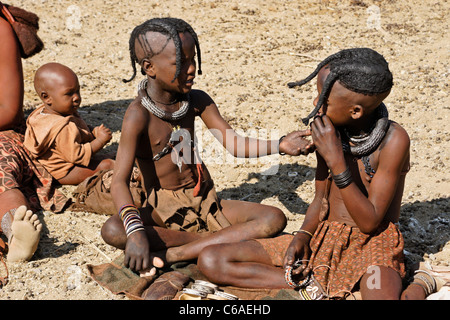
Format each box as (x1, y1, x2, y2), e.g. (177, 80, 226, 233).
(138, 79, 190, 121)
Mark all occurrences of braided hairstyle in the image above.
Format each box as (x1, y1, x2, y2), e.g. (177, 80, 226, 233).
(288, 48, 393, 125)
(123, 17, 202, 83)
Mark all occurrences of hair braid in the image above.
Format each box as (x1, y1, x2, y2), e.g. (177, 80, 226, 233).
(288, 48, 393, 125)
(123, 17, 202, 83)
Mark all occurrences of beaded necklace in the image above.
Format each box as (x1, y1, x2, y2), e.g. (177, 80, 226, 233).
(138, 78, 190, 121)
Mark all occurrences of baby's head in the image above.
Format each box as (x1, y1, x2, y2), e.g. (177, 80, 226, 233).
(288, 48, 393, 126)
(34, 62, 81, 116)
(123, 17, 202, 84)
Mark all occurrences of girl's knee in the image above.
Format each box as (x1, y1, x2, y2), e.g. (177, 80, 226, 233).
(261, 207, 287, 235)
(360, 266, 403, 300)
(198, 245, 227, 281)
(101, 215, 126, 249)
(98, 158, 115, 171)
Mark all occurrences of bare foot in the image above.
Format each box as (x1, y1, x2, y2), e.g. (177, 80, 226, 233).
(139, 255, 165, 278)
(7, 206, 42, 262)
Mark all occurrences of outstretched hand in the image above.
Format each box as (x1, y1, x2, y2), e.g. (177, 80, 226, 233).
(279, 129, 315, 156)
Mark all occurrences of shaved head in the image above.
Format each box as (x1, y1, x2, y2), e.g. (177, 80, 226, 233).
(34, 62, 78, 96)
(134, 31, 172, 64)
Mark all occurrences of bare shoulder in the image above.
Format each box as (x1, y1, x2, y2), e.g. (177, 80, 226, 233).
(381, 121, 410, 151)
(122, 96, 149, 130)
(189, 89, 215, 113)
(125, 96, 148, 117)
(0, 17, 17, 58)
(378, 121, 410, 168)
(0, 17, 12, 35)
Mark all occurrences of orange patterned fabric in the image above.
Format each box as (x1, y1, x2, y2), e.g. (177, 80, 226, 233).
(255, 220, 406, 298)
(0, 129, 70, 213)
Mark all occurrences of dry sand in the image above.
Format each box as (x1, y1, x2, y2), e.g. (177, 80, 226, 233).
(0, 0, 448, 300)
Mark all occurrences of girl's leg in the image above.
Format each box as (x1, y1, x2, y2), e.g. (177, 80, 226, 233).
(360, 266, 403, 300)
(101, 209, 206, 251)
(163, 199, 286, 264)
(58, 158, 115, 185)
(198, 240, 288, 289)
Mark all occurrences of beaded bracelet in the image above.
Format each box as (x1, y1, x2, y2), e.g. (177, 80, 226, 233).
(119, 204, 145, 237)
(284, 260, 311, 289)
(331, 166, 353, 189)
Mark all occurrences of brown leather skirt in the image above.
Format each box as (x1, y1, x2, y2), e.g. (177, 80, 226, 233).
(144, 179, 231, 233)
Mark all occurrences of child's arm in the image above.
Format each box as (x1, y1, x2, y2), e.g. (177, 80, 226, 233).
(283, 153, 329, 275)
(111, 107, 143, 211)
(110, 103, 152, 272)
(0, 18, 24, 130)
(195, 90, 313, 157)
(311, 115, 410, 234)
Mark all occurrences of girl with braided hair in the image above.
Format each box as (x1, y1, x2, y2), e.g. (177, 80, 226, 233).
(198, 48, 441, 299)
(101, 17, 313, 291)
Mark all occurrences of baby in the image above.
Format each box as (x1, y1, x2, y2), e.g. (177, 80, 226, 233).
(24, 62, 114, 185)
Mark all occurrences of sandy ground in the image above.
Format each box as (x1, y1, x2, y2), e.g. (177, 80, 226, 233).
(0, 0, 448, 300)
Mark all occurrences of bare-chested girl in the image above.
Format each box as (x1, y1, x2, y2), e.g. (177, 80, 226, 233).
(198, 48, 446, 300)
(101, 17, 313, 277)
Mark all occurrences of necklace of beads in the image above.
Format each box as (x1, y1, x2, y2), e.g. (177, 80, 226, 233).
(138, 78, 190, 121)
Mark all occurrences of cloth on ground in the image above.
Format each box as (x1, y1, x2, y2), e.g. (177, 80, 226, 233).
(87, 253, 301, 300)
(0, 128, 70, 213)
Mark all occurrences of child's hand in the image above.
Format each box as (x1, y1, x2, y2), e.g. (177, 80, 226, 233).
(283, 232, 312, 278)
(124, 230, 151, 272)
(94, 124, 112, 145)
(310, 115, 344, 169)
(279, 129, 315, 156)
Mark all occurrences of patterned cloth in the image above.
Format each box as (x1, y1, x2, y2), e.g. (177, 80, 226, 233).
(0, 129, 70, 214)
(255, 220, 406, 299)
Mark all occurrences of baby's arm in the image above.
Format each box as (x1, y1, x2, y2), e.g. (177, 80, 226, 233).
(91, 124, 112, 153)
